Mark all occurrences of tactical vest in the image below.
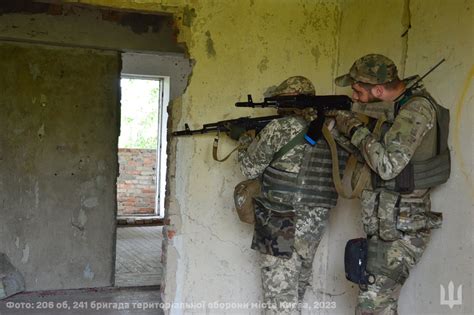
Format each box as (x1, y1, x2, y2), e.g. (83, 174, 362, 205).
(371, 89, 451, 193)
(261, 139, 347, 209)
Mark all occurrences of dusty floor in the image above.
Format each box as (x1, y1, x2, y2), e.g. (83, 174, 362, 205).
(0, 226, 164, 314)
(115, 226, 163, 287)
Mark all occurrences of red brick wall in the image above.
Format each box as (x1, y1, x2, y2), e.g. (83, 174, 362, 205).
(117, 149, 157, 216)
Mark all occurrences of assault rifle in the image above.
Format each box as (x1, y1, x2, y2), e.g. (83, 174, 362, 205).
(172, 114, 283, 162)
(172, 115, 282, 136)
(236, 94, 353, 144)
(235, 94, 352, 110)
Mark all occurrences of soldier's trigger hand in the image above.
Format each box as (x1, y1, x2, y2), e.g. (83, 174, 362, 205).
(245, 130, 256, 138)
(335, 111, 363, 137)
(227, 123, 247, 140)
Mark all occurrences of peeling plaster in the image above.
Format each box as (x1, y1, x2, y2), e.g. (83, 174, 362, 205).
(37, 124, 45, 140)
(28, 63, 40, 80)
(34, 180, 39, 210)
(39, 94, 47, 107)
(83, 197, 98, 208)
(78, 209, 88, 227)
(311, 46, 321, 67)
(257, 56, 269, 73)
(182, 5, 196, 27)
(205, 30, 216, 58)
(83, 264, 94, 280)
(21, 244, 29, 264)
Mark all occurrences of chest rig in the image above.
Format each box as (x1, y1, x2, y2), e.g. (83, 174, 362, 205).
(371, 81, 451, 193)
(261, 130, 347, 209)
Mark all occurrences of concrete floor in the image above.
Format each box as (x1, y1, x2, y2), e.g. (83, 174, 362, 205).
(0, 226, 164, 315)
(0, 286, 163, 314)
(115, 226, 163, 287)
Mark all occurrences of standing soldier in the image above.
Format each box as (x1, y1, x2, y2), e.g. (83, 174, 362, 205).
(334, 54, 450, 314)
(236, 76, 347, 314)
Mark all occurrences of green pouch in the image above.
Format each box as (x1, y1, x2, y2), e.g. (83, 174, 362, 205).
(366, 237, 408, 285)
(361, 190, 380, 236)
(251, 198, 296, 258)
(397, 213, 426, 233)
(377, 190, 402, 241)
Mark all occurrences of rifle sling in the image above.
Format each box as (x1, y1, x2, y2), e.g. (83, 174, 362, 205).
(213, 127, 307, 163)
(212, 136, 242, 162)
(271, 128, 307, 162)
(322, 115, 386, 199)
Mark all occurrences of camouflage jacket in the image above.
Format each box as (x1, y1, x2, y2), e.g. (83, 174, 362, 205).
(350, 78, 436, 182)
(238, 115, 308, 177)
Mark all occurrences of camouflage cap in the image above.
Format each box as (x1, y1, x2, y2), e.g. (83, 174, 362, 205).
(335, 54, 398, 87)
(264, 76, 316, 97)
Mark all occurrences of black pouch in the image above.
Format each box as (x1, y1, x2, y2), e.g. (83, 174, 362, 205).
(395, 162, 415, 193)
(344, 238, 375, 291)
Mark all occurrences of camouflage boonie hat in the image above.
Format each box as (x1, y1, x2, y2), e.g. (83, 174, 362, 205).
(264, 76, 316, 97)
(335, 54, 398, 87)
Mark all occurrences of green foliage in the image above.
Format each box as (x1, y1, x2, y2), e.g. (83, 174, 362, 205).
(119, 78, 161, 149)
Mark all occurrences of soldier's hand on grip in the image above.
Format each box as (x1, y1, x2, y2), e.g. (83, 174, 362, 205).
(335, 110, 364, 137)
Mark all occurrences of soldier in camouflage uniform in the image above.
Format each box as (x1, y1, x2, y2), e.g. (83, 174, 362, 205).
(334, 54, 448, 314)
(237, 76, 348, 314)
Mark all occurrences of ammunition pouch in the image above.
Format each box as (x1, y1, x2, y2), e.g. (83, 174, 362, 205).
(361, 190, 442, 239)
(377, 190, 403, 241)
(234, 178, 261, 224)
(367, 237, 408, 285)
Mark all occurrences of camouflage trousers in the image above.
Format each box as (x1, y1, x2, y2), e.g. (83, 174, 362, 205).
(356, 230, 431, 315)
(260, 206, 329, 315)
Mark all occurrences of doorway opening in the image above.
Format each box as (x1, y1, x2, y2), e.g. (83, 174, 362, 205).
(116, 75, 168, 221)
(114, 74, 169, 287)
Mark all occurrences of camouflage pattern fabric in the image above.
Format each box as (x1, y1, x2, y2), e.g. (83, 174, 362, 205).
(252, 199, 296, 258)
(347, 79, 437, 182)
(357, 231, 430, 315)
(263, 75, 316, 98)
(238, 76, 341, 312)
(334, 54, 443, 314)
(260, 206, 329, 314)
(238, 115, 308, 177)
(335, 54, 398, 87)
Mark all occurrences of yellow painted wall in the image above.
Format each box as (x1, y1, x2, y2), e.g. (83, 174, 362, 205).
(65, 0, 473, 313)
(169, 0, 343, 311)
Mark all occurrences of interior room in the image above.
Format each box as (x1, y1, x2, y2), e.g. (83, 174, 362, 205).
(0, 0, 472, 314)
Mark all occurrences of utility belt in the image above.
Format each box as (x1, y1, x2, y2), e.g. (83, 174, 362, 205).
(345, 189, 442, 287)
(361, 189, 442, 240)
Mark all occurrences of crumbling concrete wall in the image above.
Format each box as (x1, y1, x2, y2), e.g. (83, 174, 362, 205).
(0, 42, 120, 291)
(2, 0, 471, 314)
(0, 4, 182, 53)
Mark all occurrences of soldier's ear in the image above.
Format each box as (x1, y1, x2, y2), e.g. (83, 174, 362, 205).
(371, 85, 384, 98)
